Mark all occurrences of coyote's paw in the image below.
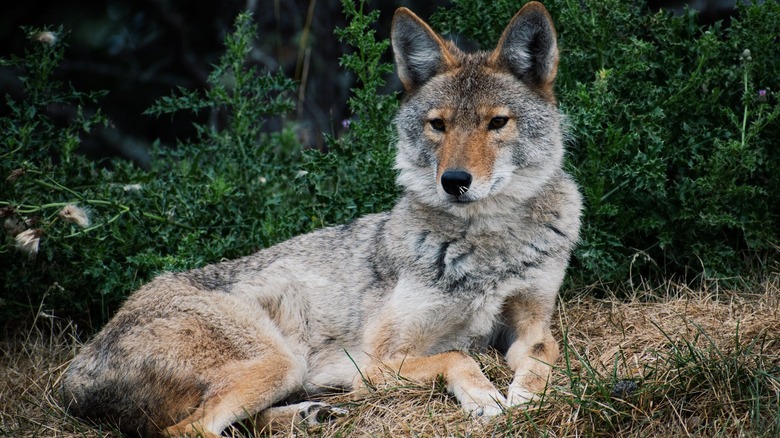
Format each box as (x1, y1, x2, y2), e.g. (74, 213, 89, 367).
(258, 401, 348, 428)
(163, 422, 221, 438)
(462, 400, 504, 418)
(454, 386, 506, 418)
(294, 402, 349, 425)
(506, 384, 539, 408)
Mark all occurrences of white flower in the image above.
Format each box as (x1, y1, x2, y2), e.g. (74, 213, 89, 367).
(59, 204, 90, 228)
(15, 228, 43, 259)
(36, 31, 57, 46)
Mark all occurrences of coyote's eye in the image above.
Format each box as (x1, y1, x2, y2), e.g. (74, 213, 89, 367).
(429, 118, 446, 132)
(488, 116, 509, 130)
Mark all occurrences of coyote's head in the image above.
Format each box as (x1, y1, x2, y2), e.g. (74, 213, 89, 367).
(392, 2, 564, 218)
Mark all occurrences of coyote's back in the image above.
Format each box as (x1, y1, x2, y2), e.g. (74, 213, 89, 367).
(61, 3, 581, 437)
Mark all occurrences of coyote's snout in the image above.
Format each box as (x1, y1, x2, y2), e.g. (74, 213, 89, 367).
(61, 2, 581, 436)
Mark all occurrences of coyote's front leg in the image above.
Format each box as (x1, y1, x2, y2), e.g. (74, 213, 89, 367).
(503, 294, 560, 407)
(357, 352, 507, 417)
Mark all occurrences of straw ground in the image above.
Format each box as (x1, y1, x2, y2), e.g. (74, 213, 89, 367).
(2, 276, 778, 437)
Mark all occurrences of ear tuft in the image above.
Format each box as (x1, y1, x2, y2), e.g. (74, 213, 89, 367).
(490, 2, 558, 91)
(391, 8, 457, 91)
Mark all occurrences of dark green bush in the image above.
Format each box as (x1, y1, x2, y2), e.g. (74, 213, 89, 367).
(0, 4, 396, 327)
(291, 0, 399, 229)
(2, 1, 779, 327)
(435, 0, 780, 285)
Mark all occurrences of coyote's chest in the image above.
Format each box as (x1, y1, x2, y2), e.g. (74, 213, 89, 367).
(382, 270, 520, 356)
(404, 222, 531, 295)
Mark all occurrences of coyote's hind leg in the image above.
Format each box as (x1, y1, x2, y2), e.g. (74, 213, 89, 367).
(163, 353, 307, 438)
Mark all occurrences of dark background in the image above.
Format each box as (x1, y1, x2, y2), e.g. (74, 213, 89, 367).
(0, 0, 738, 167)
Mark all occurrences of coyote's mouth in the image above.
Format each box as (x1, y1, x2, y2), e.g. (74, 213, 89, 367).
(449, 196, 476, 205)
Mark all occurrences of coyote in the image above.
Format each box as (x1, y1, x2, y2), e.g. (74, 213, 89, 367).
(61, 2, 581, 436)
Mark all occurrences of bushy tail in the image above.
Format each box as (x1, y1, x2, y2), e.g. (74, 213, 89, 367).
(60, 360, 206, 437)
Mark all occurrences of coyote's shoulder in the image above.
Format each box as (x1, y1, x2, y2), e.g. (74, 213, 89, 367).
(61, 3, 582, 437)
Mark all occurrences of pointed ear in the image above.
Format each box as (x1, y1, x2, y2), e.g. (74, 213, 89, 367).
(391, 8, 459, 91)
(490, 2, 558, 92)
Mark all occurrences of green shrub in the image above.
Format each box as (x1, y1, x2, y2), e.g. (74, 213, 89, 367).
(2, 1, 779, 327)
(1, 27, 115, 321)
(291, 0, 399, 228)
(0, 4, 397, 327)
(434, 0, 780, 286)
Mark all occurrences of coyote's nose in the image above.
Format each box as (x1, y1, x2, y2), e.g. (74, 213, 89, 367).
(441, 170, 472, 196)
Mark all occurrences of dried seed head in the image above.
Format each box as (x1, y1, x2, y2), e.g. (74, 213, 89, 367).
(35, 31, 57, 46)
(59, 204, 90, 228)
(4, 217, 24, 237)
(0, 206, 14, 219)
(15, 228, 43, 259)
(741, 49, 751, 59)
(6, 168, 25, 183)
(123, 183, 142, 192)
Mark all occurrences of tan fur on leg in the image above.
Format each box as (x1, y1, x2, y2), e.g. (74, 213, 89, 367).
(163, 354, 305, 437)
(361, 351, 506, 417)
(503, 296, 560, 406)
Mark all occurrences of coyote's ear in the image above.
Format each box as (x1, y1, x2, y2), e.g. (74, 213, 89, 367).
(490, 2, 558, 93)
(392, 8, 458, 91)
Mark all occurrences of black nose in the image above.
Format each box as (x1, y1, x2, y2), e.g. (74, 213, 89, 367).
(441, 170, 472, 196)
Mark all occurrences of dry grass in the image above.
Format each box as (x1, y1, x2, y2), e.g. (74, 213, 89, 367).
(2, 277, 778, 437)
